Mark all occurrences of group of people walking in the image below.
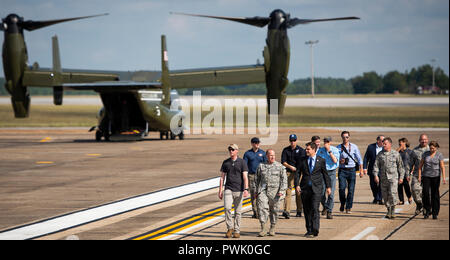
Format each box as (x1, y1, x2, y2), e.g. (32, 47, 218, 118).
(218, 132, 447, 239)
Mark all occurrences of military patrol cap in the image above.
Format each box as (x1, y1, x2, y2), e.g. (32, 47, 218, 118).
(289, 134, 297, 141)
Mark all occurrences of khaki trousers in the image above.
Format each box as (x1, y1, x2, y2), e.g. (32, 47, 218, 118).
(224, 189, 243, 233)
(284, 171, 303, 213)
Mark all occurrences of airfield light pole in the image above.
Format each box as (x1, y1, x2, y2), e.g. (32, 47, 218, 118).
(305, 40, 319, 98)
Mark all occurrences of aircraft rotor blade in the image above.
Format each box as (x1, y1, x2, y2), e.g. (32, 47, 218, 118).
(288, 16, 360, 28)
(171, 12, 270, 28)
(21, 13, 109, 31)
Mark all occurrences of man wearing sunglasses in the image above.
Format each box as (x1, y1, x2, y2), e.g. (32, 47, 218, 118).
(243, 137, 267, 219)
(281, 134, 306, 219)
(219, 144, 249, 238)
(337, 131, 363, 214)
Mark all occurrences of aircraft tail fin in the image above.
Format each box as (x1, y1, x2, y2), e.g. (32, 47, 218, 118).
(52, 35, 63, 105)
(161, 34, 171, 106)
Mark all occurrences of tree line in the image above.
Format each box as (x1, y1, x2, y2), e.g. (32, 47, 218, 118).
(1, 64, 448, 96)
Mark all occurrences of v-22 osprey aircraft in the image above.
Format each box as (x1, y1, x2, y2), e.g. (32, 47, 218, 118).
(1, 13, 266, 141)
(1, 11, 359, 141)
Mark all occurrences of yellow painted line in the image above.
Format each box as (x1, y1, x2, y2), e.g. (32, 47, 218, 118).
(36, 161, 54, 164)
(39, 137, 52, 143)
(133, 199, 252, 240)
(86, 154, 102, 156)
(133, 206, 225, 240)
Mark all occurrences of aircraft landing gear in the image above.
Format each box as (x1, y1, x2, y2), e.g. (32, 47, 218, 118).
(160, 131, 184, 140)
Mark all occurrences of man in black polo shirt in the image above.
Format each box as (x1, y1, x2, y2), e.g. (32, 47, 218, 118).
(219, 144, 249, 238)
(281, 134, 306, 218)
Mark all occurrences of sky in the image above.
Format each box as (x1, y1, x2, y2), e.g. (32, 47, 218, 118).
(1, 0, 449, 81)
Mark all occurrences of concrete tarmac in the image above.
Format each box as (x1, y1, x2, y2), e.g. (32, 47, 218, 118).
(1, 96, 448, 107)
(0, 128, 448, 240)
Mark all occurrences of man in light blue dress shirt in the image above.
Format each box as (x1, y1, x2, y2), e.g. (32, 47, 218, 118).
(317, 136, 340, 219)
(336, 131, 363, 214)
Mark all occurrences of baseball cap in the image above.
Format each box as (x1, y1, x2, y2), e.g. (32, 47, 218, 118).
(228, 144, 239, 150)
(323, 136, 332, 143)
(289, 134, 297, 141)
(251, 137, 260, 143)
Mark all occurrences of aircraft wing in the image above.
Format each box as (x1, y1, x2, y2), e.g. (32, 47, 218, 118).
(169, 65, 266, 89)
(22, 64, 265, 91)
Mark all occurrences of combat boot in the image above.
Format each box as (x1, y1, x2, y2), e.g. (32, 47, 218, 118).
(269, 225, 276, 236)
(385, 207, 392, 219)
(390, 206, 396, 219)
(258, 223, 268, 237)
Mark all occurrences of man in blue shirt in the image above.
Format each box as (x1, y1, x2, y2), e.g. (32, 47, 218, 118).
(336, 131, 364, 214)
(317, 136, 340, 219)
(243, 137, 267, 218)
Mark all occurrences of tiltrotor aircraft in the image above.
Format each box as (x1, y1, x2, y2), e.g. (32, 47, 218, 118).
(1, 10, 358, 141)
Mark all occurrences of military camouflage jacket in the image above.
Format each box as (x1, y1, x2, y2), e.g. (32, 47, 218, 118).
(373, 150, 405, 181)
(256, 161, 288, 199)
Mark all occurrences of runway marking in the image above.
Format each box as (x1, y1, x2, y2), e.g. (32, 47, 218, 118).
(86, 154, 102, 156)
(39, 137, 51, 143)
(36, 161, 54, 164)
(0, 177, 220, 240)
(351, 227, 376, 240)
(131, 199, 252, 240)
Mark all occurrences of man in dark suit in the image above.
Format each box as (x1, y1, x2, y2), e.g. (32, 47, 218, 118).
(363, 135, 384, 204)
(295, 142, 331, 238)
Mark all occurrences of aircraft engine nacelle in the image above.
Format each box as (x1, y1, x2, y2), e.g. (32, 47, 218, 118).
(7, 80, 30, 118)
(2, 14, 30, 118)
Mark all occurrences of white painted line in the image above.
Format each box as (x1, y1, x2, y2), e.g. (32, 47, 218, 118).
(351, 227, 376, 240)
(0, 177, 220, 240)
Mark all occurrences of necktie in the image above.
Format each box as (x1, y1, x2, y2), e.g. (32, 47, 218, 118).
(308, 157, 313, 187)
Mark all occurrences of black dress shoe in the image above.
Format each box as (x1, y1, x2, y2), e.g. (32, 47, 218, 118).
(282, 211, 290, 219)
(327, 211, 333, 219)
(296, 212, 302, 217)
(304, 232, 314, 238)
(340, 204, 345, 212)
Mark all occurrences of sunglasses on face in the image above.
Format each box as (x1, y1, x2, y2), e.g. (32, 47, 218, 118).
(228, 148, 235, 152)
(342, 136, 350, 139)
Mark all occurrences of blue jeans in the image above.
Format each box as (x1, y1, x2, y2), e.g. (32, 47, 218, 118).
(321, 169, 337, 212)
(338, 168, 356, 210)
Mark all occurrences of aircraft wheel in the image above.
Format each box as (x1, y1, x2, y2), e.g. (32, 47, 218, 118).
(103, 131, 110, 141)
(95, 130, 102, 142)
(178, 131, 185, 140)
(170, 131, 176, 140)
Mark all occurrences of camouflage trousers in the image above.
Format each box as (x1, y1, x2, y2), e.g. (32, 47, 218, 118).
(410, 175, 423, 205)
(248, 174, 258, 217)
(257, 192, 281, 226)
(380, 179, 398, 208)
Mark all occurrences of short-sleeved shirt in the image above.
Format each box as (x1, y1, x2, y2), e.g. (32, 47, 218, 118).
(281, 145, 306, 173)
(220, 157, 249, 192)
(317, 146, 340, 171)
(243, 148, 267, 174)
(421, 151, 444, 178)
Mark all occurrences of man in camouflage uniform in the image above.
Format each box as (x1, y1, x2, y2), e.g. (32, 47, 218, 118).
(255, 149, 287, 237)
(410, 134, 429, 214)
(373, 137, 405, 219)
